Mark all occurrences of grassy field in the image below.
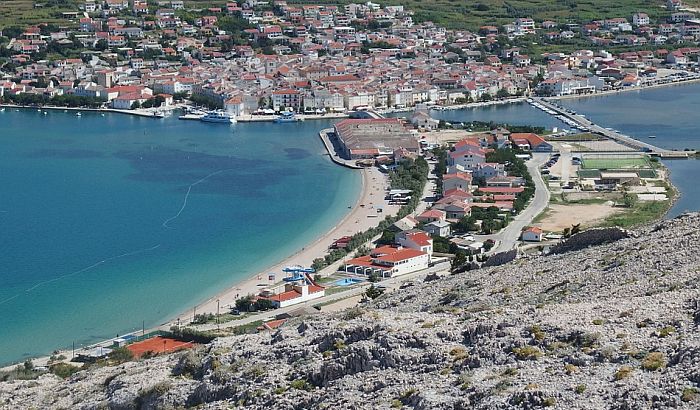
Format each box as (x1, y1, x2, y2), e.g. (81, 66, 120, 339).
(581, 157, 650, 170)
(287, 0, 675, 30)
(0, 0, 79, 29)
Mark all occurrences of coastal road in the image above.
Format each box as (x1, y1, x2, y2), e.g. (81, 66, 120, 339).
(484, 154, 551, 254)
(195, 261, 452, 332)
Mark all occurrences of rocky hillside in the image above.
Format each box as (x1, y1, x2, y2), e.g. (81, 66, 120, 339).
(2, 214, 700, 410)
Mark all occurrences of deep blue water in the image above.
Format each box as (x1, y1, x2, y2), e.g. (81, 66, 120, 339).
(558, 85, 700, 218)
(0, 110, 360, 365)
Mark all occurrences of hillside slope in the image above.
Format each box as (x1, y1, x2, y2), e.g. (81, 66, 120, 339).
(2, 214, 700, 409)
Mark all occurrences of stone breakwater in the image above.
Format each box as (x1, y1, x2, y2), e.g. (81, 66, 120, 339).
(2, 213, 700, 409)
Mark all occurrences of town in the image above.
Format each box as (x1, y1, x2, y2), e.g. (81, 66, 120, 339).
(1, 0, 700, 115)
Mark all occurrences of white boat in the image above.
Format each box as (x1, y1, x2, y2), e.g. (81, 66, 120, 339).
(0, 108, 5, 112)
(200, 110, 235, 124)
(274, 111, 301, 123)
(43, 111, 47, 115)
(76, 112, 82, 117)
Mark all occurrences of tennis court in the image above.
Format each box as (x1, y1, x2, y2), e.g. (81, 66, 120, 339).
(126, 336, 194, 358)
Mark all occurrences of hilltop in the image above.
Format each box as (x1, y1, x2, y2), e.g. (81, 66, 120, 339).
(2, 213, 700, 409)
(287, 0, 692, 30)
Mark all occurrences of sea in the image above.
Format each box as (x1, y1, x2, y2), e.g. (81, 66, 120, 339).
(2, 84, 699, 365)
(0, 110, 360, 365)
(556, 83, 700, 217)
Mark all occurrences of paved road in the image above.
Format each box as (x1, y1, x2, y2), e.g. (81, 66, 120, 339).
(475, 154, 551, 254)
(196, 261, 452, 331)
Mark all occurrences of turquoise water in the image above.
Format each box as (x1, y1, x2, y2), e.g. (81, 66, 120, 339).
(0, 110, 360, 365)
(334, 278, 363, 286)
(557, 85, 700, 217)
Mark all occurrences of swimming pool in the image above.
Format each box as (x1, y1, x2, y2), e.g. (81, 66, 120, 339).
(334, 278, 363, 286)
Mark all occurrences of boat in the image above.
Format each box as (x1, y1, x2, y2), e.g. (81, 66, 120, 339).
(199, 110, 235, 124)
(0, 108, 5, 112)
(274, 111, 301, 123)
(152, 111, 165, 118)
(43, 111, 47, 115)
(76, 112, 82, 117)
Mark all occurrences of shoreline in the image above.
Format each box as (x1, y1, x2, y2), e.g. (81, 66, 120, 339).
(2, 159, 396, 370)
(549, 76, 700, 101)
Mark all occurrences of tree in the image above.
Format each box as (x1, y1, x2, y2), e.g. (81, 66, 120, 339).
(108, 346, 134, 364)
(253, 298, 274, 311)
(622, 192, 637, 208)
(571, 223, 581, 235)
(131, 100, 141, 109)
(235, 296, 253, 312)
(95, 38, 108, 51)
(365, 284, 384, 299)
(496, 88, 510, 99)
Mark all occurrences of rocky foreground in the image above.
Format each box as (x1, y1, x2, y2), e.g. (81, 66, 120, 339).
(3, 214, 700, 409)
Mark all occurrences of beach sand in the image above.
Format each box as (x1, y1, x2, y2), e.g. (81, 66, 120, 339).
(168, 166, 400, 325)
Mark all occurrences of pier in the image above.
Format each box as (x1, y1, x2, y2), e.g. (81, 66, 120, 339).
(319, 128, 362, 169)
(532, 97, 696, 158)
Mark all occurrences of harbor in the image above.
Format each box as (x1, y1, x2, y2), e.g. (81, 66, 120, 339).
(528, 98, 696, 158)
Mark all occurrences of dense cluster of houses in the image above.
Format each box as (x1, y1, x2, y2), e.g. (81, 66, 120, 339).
(2, 0, 699, 108)
(339, 126, 550, 279)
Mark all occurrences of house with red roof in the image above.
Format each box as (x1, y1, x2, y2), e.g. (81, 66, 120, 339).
(343, 246, 429, 278)
(416, 209, 446, 223)
(259, 274, 325, 309)
(395, 230, 433, 256)
(509, 133, 552, 152)
(522, 226, 543, 242)
(442, 173, 472, 193)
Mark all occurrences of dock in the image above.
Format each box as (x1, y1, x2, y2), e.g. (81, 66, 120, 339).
(319, 128, 362, 169)
(533, 97, 696, 158)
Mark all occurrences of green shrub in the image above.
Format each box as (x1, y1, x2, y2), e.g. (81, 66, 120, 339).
(682, 387, 699, 402)
(614, 366, 633, 380)
(575, 384, 587, 394)
(49, 363, 81, 379)
(512, 346, 542, 360)
(290, 379, 313, 391)
(641, 352, 667, 371)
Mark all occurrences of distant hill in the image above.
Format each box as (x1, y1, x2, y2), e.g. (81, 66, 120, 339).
(286, 0, 685, 30)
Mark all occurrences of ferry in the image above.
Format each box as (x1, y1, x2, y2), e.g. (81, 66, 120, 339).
(274, 111, 302, 123)
(200, 110, 236, 124)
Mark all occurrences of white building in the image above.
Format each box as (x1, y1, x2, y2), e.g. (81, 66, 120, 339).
(633, 13, 650, 26)
(343, 246, 429, 278)
(395, 231, 433, 256)
(263, 282, 325, 308)
(522, 226, 543, 242)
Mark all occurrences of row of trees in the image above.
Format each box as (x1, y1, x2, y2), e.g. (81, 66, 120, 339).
(310, 157, 430, 271)
(1, 93, 106, 108)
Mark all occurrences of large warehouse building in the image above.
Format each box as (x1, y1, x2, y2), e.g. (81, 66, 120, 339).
(333, 118, 420, 160)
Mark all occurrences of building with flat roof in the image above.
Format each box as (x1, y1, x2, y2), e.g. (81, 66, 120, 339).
(333, 118, 419, 160)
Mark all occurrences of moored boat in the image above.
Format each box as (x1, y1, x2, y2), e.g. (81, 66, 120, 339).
(200, 110, 236, 124)
(274, 111, 301, 123)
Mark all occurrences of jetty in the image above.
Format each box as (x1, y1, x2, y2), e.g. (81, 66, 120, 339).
(533, 97, 696, 158)
(319, 128, 362, 169)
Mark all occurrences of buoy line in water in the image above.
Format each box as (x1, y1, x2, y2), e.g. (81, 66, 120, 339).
(162, 169, 232, 228)
(0, 244, 162, 306)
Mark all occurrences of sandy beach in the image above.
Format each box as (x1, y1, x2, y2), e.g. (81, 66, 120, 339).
(165, 165, 399, 325)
